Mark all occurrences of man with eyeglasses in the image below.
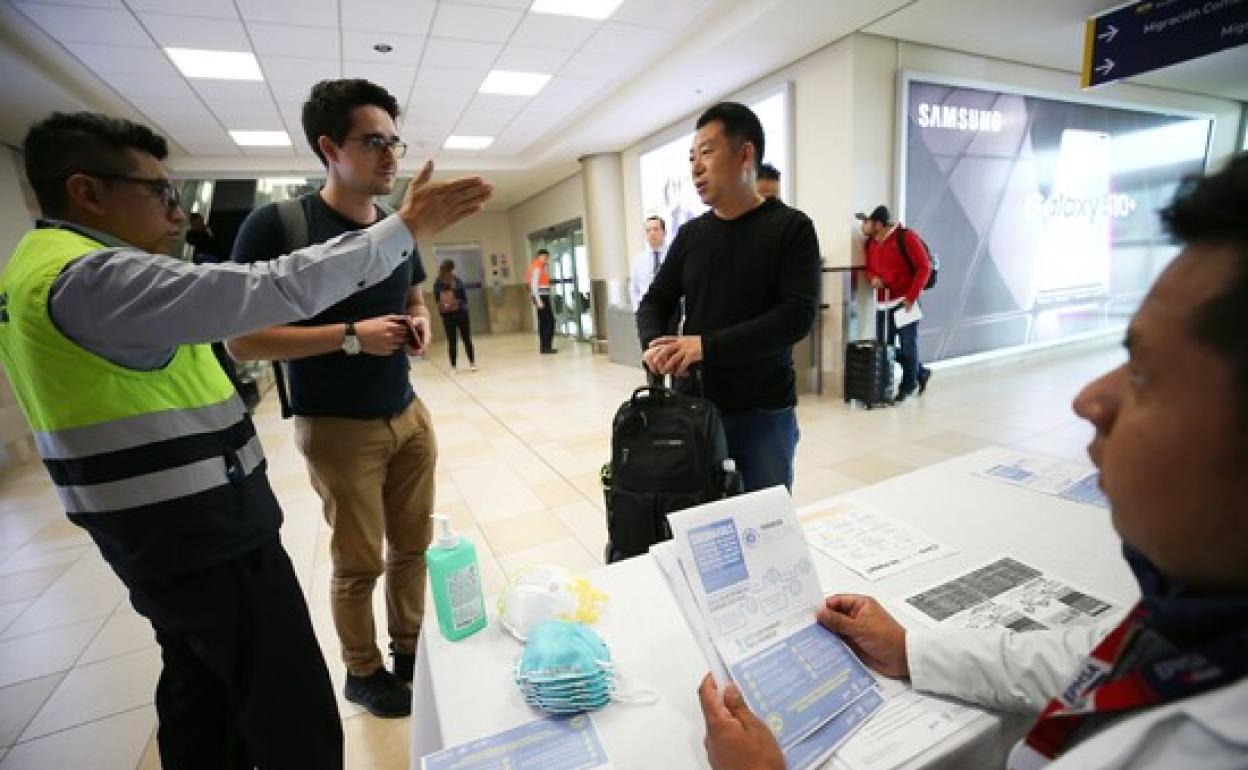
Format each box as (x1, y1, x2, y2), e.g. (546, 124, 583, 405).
(0, 111, 490, 768)
(228, 79, 438, 719)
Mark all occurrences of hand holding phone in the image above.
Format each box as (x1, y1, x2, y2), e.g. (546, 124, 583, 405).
(405, 315, 430, 355)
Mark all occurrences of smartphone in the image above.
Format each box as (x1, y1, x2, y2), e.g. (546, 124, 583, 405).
(404, 316, 421, 347)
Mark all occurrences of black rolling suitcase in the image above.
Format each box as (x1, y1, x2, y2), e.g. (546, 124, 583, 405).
(844, 292, 897, 409)
(602, 369, 741, 563)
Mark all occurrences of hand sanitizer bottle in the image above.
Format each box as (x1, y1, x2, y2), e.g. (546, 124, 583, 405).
(427, 515, 487, 641)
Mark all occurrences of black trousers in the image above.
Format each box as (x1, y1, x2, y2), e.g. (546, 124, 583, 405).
(441, 310, 476, 367)
(125, 538, 342, 770)
(536, 295, 556, 352)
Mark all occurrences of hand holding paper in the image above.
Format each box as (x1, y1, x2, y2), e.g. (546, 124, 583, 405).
(698, 675, 786, 770)
(817, 595, 910, 678)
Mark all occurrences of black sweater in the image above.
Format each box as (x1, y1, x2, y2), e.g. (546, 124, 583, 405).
(636, 198, 820, 412)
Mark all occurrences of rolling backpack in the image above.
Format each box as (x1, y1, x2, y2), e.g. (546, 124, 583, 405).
(602, 369, 741, 563)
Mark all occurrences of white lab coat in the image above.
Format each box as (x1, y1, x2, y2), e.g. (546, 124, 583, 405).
(630, 244, 668, 311)
(907, 624, 1248, 769)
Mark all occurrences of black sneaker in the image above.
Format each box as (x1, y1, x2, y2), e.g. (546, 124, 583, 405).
(344, 668, 411, 718)
(917, 368, 932, 396)
(390, 643, 415, 684)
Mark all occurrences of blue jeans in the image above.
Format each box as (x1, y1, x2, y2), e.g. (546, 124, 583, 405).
(720, 407, 799, 493)
(877, 310, 928, 396)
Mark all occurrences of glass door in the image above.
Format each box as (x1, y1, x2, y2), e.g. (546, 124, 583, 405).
(528, 219, 593, 341)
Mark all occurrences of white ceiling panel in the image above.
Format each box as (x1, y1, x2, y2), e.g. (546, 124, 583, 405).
(136, 12, 250, 50)
(133, 99, 220, 132)
(420, 38, 502, 69)
(125, 0, 238, 18)
(342, 30, 426, 65)
(268, 79, 320, 101)
(242, 145, 296, 157)
(611, 0, 713, 29)
(101, 73, 197, 99)
(454, 109, 514, 134)
(245, 22, 341, 58)
(17, 2, 151, 45)
(508, 14, 599, 51)
(340, 0, 436, 35)
(413, 65, 487, 90)
(465, 93, 529, 116)
(561, 51, 632, 80)
(17, 0, 123, 7)
(580, 22, 667, 57)
(170, 131, 239, 154)
(276, 100, 308, 137)
(440, 0, 531, 9)
(64, 41, 178, 76)
(493, 45, 572, 74)
(407, 87, 473, 112)
(235, 0, 337, 28)
(207, 99, 284, 129)
(527, 76, 606, 109)
(342, 60, 415, 99)
(430, 4, 524, 43)
(403, 107, 463, 126)
(191, 79, 272, 101)
(259, 54, 342, 82)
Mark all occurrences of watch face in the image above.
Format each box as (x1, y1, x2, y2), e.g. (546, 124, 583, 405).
(343, 334, 361, 355)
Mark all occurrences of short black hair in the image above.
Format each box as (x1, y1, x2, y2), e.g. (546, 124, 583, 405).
(302, 79, 400, 166)
(1161, 152, 1248, 419)
(645, 214, 666, 231)
(536, 248, 550, 257)
(695, 102, 765, 175)
(758, 163, 780, 181)
(23, 111, 168, 217)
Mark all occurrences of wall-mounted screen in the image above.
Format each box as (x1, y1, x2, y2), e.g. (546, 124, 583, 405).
(901, 76, 1211, 362)
(640, 88, 789, 236)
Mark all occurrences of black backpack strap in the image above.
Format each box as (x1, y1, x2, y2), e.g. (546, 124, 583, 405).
(270, 198, 310, 420)
(895, 226, 916, 276)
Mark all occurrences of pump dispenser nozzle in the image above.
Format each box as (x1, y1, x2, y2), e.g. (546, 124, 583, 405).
(433, 514, 459, 548)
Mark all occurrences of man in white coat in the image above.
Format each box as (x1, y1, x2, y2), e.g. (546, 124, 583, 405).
(699, 153, 1248, 769)
(629, 214, 668, 312)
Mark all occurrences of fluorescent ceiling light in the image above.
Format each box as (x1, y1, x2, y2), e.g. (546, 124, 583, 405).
(444, 135, 494, 150)
(479, 70, 551, 96)
(530, 0, 624, 20)
(166, 48, 263, 81)
(229, 130, 291, 147)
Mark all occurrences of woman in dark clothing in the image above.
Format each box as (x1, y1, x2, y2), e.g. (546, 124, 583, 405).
(432, 259, 477, 371)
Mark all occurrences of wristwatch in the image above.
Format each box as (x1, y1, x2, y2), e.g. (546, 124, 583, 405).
(341, 321, 362, 355)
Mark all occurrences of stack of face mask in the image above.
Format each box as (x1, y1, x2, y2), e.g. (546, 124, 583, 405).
(513, 620, 615, 715)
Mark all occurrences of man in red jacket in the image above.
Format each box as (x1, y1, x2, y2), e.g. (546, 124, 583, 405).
(857, 205, 932, 402)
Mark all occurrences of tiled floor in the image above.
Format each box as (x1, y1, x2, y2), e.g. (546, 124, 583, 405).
(0, 332, 1123, 769)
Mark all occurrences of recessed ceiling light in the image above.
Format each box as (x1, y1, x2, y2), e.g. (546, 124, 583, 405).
(530, 0, 624, 20)
(373, 43, 393, 53)
(229, 130, 292, 147)
(165, 48, 263, 81)
(444, 135, 493, 150)
(479, 70, 551, 96)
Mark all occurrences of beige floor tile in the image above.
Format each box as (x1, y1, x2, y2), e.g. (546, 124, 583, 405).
(478, 511, 572, 556)
(497, 538, 600, 579)
(790, 469, 867, 506)
(0, 617, 104, 688)
(343, 712, 409, 770)
(0, 673, 63, 747)
(21, 646, 160, 740)
(0, 544, 90, 579)
(135, 727, 159, 770)
(0, 566, 69, 606)
(0, 705, 154, 770)
(0, 603, 26, 636)
(2, 556, 125, 639)
(78, 607, 155, 666)
(529, 479, 585, 509)
(828, 454, 917, 485)
(914, 430, 993, 456)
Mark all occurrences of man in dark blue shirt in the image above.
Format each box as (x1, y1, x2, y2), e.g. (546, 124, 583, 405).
(229, 79, 433, 719)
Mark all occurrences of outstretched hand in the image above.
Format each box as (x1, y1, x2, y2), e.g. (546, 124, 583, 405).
(398, 161, 493, 239)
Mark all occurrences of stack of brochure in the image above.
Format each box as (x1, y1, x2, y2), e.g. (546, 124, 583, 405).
(651, 487, 885, 770)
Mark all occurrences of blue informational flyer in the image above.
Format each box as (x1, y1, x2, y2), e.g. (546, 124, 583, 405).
(1057, 473, 1109, 508)
(421, 715, 610, 770)
(783, 688, 885, 770)
(729, 622, 878, 748)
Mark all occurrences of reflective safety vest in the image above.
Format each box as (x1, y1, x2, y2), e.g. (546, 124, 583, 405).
(526, 258, 550, 291)
(0, 226, 281, 582)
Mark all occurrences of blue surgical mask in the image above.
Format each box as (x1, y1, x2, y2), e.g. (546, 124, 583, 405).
(515, 620, 615, 715)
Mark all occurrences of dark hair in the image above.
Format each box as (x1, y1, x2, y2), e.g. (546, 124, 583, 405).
(1161, 152, 1248, 418)
(23, 111, 168, 217)
(302, 79, 400, 166)
(536, 248, 550, 257)
(438, 258, 455, 282)
(695, 102, 765, 175)
(645, 214, 666, 232)
(758, 163, 780, 181)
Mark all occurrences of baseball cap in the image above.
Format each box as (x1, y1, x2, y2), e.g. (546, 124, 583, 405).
(854, 205, 891, 224)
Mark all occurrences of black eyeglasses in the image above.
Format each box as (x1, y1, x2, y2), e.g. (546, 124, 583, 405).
(342, 135, 408, 158)
(86, 173, 181, 213)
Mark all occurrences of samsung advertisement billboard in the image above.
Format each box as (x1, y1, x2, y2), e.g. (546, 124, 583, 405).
(900, 75, 1212, 362)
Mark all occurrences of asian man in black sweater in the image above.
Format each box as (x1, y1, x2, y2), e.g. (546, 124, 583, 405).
(636, 102, 820, 493)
